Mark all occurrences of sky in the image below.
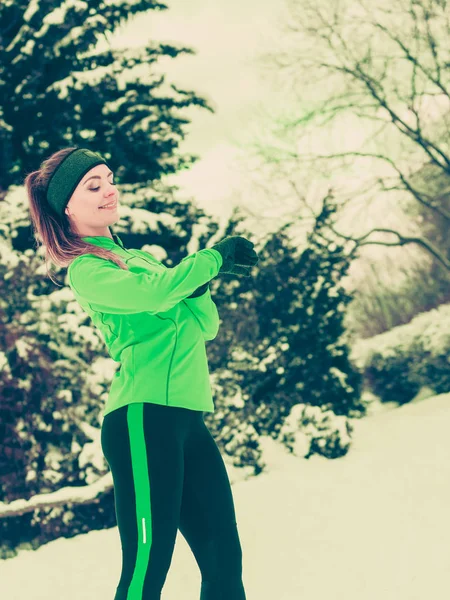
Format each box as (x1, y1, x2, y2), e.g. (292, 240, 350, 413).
(1, 390, 448, 599)
(112, 0, 284, 155)
(109, 0, 294, 222)
(106, 0, 434, 283)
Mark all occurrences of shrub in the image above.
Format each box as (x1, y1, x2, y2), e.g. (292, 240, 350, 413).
(350, 304, 450, 404)
(277, 403, 354, 459)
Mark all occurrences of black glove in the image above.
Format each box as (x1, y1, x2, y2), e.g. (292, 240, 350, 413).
(187, 236, 258, 297)
(186, 281, 210, 298)
(211, 236, 258, 277)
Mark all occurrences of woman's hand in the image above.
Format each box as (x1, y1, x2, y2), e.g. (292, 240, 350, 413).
(211, 236, 259, 277)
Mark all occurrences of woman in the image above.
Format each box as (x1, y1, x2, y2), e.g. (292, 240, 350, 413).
(24, 146, 258, 599)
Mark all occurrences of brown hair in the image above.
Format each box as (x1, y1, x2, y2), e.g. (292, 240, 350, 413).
(23, 146, 129, 286)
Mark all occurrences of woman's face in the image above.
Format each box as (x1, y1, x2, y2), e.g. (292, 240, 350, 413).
(64, 163, 120, 237)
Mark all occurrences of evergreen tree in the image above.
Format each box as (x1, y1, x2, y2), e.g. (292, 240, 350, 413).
(0, 0, 213, 221)
(0, 0, 222, 556)
(207, 194, 365, 451)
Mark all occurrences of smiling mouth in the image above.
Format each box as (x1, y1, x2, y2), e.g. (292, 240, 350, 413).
(99, 199, 117, 209)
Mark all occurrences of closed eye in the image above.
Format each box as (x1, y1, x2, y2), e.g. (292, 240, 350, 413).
(90, 183, 116, 192)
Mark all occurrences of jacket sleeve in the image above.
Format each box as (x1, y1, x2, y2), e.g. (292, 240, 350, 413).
(183, 285, 220, 341)
(67, 248, 223, 315)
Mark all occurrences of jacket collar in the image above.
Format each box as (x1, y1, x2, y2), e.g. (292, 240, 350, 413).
(81, 231, 125, 250)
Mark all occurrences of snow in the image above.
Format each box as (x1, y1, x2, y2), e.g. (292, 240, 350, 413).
(350, 303, 450, 368)
(1, 392, 449, 599)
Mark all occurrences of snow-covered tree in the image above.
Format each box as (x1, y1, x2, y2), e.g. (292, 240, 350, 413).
(0, 0, 223, 556)
(205, 195, 365, 460)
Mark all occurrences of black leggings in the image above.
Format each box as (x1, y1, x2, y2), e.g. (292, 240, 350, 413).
(100, 402, 246, 600)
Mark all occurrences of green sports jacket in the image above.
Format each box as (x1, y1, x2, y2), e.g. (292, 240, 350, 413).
(66, 232, 223, 418)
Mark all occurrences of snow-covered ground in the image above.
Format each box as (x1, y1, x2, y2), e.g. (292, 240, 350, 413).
(1, 393, 449, 599)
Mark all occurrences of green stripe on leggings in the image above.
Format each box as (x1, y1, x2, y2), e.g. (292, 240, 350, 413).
(126, 403, 153, 598)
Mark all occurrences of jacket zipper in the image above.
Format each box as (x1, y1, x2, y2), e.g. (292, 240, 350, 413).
(120, 245, 178, 406)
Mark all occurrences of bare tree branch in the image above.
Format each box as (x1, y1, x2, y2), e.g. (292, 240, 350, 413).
(256, 0, 450, 269)
(296, 150, 450, 220)
(312, 58, 450, 173)
(328, 224, 450, 270)
(372, 19, 450, 98)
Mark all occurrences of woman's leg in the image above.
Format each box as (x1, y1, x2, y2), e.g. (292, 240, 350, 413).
(101, 402, 190, 600)
(178, 412, 246, 600)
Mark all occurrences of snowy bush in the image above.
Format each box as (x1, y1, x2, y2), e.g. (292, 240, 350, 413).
(277, 403, 354, 459)
(350, 304, 450, 404)
(205, 372, 266, 476)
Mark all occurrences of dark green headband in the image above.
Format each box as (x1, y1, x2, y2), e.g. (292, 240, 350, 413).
(45, 148, 112, 217)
